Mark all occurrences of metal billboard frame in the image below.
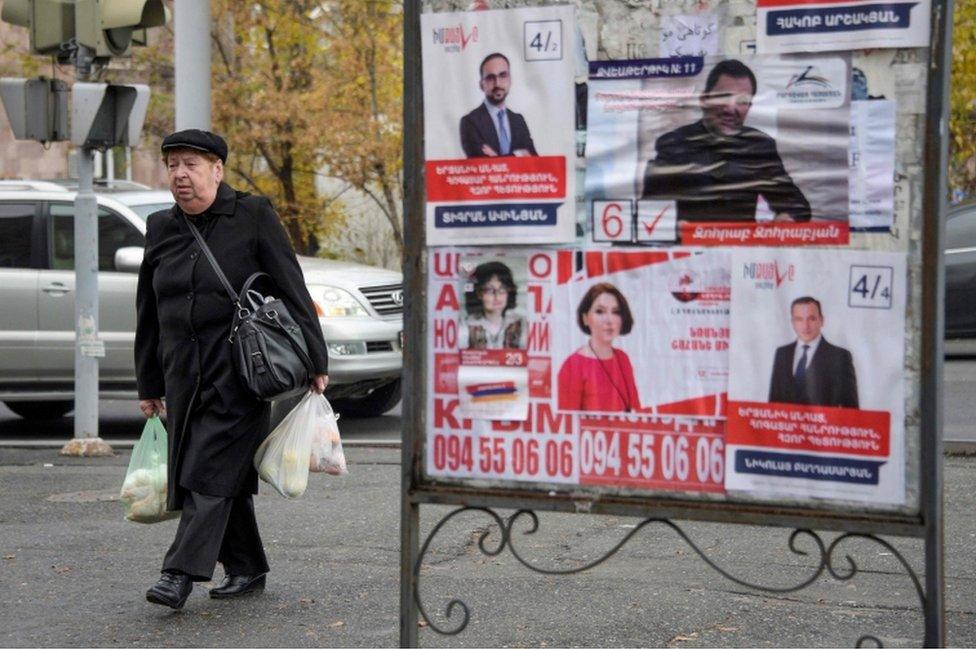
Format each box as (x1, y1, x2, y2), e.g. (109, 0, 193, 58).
(399, 0, 953, 645)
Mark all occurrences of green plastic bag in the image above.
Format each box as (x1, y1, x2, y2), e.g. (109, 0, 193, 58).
(120, 416, 178, 524)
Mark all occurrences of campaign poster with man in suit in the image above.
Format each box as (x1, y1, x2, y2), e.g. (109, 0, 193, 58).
(421, 5, 577, 246)
(586, 53, 855, 247)
(725, 249, 908, 506)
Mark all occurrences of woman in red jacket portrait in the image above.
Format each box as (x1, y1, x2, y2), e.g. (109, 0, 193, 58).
(557, 283, 640, 413)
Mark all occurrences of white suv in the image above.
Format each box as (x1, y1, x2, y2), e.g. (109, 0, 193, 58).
(0, 184, 403, 420)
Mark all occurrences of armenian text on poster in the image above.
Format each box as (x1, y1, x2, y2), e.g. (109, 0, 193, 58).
(585, 54, 852, 247)
(757, 0, 932, 54)
(726, 249, 907, 505)
(426, 248, 726, 496)
(553, 249, 730, 418)
(421, 6, 577, 245)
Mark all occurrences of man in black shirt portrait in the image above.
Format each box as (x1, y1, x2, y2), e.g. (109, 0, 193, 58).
(642, 59, 811, 223)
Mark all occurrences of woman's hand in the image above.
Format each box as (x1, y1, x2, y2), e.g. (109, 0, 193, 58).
(139, 398, 165, 418)
(311, 374, 329, 394)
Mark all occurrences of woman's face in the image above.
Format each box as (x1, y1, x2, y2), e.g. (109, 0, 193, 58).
(584, 291, 623, 344)
(478, 275, 509, 316)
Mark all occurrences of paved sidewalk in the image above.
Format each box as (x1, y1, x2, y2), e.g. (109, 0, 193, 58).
(0, 447, 973, 647)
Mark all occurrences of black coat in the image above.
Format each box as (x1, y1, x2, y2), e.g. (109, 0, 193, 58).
(768, 337, 859, 408)
(642, 120, 811, 222)
(460, 103, 537, 158)
(135, 182, 329, 510)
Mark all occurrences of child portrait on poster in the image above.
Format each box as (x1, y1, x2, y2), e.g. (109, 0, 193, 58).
(557, 283, 641, 413)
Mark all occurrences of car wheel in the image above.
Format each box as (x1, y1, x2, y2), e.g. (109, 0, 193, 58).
(4, 400, 74, 420)
(332, 379, 402, 418)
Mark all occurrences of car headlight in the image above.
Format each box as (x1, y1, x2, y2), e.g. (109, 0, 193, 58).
(307, 285, 369, 318)
(328, 342, 367, 356)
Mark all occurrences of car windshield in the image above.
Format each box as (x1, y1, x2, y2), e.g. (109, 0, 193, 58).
(127, 202, 175, 220)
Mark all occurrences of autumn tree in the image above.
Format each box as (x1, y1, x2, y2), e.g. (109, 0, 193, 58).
(314, 0, 404, 251)
(210, 0, 345, 253)
(204, 0, 403, 257)
(951, 2, 976, 201)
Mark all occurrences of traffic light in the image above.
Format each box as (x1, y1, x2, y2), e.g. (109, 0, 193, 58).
(0, 0, 75, 56)
(74, 0, 167, 59)
(0, 77, 69, 142)
(71, 82, 150, 148)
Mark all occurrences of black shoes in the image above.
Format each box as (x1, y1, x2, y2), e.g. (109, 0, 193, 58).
(146, 571, 193, 609)
(209, 573, 266, 599)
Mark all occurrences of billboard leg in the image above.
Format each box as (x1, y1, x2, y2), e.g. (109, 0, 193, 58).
(400, 498, 420, 647)
(923, 519, 945, 647)
(61, 146, 112, 458)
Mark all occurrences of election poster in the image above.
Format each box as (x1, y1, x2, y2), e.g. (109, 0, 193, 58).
(426, 248, 727, 495)
(421, 6, 577, 245)
(726, 249, 907, 505)
(757, 0, 932, 54)
(428, 248, 572, 482)
(585, 53, 852, 247)
(456, 253, 531, 420)
(553, 249, 729, 418)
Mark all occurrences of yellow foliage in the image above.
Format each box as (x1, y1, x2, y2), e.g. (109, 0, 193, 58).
(951, 1, 976, 200)
(210, 0, 403, 255)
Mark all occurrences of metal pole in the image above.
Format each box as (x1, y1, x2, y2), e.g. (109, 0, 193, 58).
(106, 146, 115, 181)
(400, 0, 423, 645)
(74, 148, 98, 438)
(920, 0, 953, 645)
(60, 45, 111, 457)
(174, 0, 212, 130)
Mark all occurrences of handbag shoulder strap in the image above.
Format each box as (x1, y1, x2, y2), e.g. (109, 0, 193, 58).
(184, 215, 239, 306)
(239, 271, 272, 302)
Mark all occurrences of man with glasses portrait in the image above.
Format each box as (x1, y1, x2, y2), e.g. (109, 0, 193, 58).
(460, 52, 538, 159)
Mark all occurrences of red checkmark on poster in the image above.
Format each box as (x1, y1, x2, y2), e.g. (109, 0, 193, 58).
(642, 204, 671, 235)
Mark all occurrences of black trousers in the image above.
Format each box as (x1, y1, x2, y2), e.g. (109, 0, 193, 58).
(162, 490, 270, 581)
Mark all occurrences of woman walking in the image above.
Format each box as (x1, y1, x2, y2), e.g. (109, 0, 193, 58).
(135, 129, 329, 609)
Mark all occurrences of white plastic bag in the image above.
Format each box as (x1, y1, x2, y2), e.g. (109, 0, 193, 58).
(309, 396, 347, 475)
(254, 392, 317, 498)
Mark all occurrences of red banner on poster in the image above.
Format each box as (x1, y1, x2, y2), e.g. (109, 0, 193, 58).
(578, 417, 726, 493)
(727, 400, 890, 458)
(680, 222, 850, 246)
(426, 156, 567, 202)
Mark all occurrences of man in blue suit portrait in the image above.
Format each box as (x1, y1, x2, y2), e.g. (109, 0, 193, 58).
(768, 296, 859, 409)
(460, 52, 538, 158)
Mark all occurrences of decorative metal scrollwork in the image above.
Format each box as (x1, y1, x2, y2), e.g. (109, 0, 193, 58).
(413, 507, 926, 646)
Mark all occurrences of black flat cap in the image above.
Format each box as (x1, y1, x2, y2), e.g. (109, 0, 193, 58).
(160, 129, 228, 163)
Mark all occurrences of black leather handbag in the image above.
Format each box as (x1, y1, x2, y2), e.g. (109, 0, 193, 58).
(186, 218, 314, 401)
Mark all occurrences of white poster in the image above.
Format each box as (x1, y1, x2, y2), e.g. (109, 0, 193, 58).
(553, 249, 730, 417)
(421, 6, 577, 245)
(757, 0, 932, 54)
(726, 249, 907, 506)
(659, 14, 720, 58)
(585, 53, 852, 247)
(457, 365, 530, 421)
(849, 99, 896, 230)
